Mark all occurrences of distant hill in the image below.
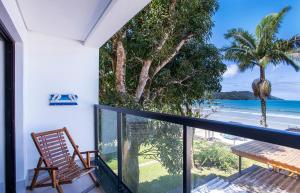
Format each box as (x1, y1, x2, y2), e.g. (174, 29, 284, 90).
(214, 91, 283, 100)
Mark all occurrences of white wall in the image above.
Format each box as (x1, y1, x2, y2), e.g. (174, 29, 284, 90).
(24, 32, 99, 169)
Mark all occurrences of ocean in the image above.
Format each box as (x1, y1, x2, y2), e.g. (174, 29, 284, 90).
(216, 100, 300, 118)
(199, 100, 300, 130)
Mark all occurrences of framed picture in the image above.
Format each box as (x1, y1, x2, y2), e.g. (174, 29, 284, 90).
(49, 94, 78, 106)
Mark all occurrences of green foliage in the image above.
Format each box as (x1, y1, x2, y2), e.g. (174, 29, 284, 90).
(100, 0, 225, 112)
(125, 0, 218, 59)
(143, 121, 183, 175)
(256, 6, 291, 53)
(149, 42, 226, 113)
(194, 140, 238, 171)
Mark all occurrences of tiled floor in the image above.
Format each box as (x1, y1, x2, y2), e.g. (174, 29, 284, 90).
(25, 175, 104, 193)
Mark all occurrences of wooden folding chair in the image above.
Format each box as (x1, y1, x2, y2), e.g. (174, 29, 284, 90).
(28, 127, 99, 193)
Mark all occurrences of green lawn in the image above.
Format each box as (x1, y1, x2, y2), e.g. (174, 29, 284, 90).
(102, 141, 264, 193)
(104, 152, 154, 174)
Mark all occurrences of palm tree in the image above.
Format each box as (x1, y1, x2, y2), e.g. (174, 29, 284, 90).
(223, 6, 300, 127)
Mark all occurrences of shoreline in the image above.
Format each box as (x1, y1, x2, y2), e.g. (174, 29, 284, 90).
(195, 107, 300, 131)
(193, 106, 300, 146)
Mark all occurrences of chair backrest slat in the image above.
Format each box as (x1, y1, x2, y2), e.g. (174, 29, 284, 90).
(31, 128, 75, 171)
(31, 127, 89, 177)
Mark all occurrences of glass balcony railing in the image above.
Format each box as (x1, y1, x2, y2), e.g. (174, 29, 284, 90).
(94, 105, 300, 193)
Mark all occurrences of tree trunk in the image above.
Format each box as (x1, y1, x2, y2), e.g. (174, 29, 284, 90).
(181, 104, 196, 169)
(259, 66, 268, 127)
(122, 139, 140, 193)
(135, 59, 152, 102)
(122, 119, 140, 193)
(260, 98, 267, 127)
(115, 38, 126, 94)
(260, 66, 265, 81)
(190, 128, 195, 169)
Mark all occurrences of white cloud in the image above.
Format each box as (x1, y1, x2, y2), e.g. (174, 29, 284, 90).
(223, 64, 238, 78)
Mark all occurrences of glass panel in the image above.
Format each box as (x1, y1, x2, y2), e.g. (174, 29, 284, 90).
(122, 115, 183, 193)
(0, 38, 5, 193)
(190, 128, 300, 192)
(99, 109, 118, 174)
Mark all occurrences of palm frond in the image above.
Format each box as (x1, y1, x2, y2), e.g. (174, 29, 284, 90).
(256, 6, 291, 55)
(270, 35, 300, 71)
(274, 35, 300, 51)
(238, 61, 257, 72)
(286, 50, 300, 62)
(224, 28, 256, 49)
(269, 50, 300, 71)
(256, 6, 291, 40)
(281, 54, 300, 71)
(288, 35, 300, 48)
(223, 44, 258, 71)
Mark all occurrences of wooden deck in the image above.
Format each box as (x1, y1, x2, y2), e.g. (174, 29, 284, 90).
(192, 165, 300, 193)
(231, 140, 300, 175)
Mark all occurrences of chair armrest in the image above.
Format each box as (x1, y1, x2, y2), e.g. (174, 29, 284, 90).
(80, 150, 98, 154)
(80, 150, 98, 167)
(34, 166, 58, 171)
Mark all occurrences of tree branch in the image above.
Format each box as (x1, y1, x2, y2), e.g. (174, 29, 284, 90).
(135, 59, 152, 101)
(155, 33, 170, 53)
(152, 33, 193, 78)
(134, 0, 178, 102)
(166, 73, 195, 86)
(113, 31, 127, 94)
(150, 71, 196, 101)
(152, 0, 177, 54)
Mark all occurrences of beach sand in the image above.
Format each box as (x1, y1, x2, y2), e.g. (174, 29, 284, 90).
(207, 109, 300, 130)
(193, 108, 300, 145)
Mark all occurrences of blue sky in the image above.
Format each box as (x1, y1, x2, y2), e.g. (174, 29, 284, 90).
(211, 0, 300, 100)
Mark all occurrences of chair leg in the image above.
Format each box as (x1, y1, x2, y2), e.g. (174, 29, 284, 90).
(51, 170, 57, 188)
(89, 173, 99, 187)
(30, 157, 43, 190)
(56, 183, 64, 193)
(29, 170, 39, 190)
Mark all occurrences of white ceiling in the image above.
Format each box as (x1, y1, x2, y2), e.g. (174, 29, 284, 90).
(16, 0, 111, 41)
(84, 0, 151, 47)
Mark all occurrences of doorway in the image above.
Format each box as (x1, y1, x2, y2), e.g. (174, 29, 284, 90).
(0, 23, 16, 193)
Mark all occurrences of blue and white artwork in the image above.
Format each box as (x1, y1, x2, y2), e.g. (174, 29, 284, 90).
(49, 94, 78, 106)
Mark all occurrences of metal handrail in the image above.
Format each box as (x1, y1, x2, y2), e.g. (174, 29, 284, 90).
(95, 104, 300, 150)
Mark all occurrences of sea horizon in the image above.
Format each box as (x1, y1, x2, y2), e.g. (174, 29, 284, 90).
(196, 99, 300, 130)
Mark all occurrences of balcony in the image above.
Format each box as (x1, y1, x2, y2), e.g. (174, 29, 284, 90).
(94, 105, 300, 193)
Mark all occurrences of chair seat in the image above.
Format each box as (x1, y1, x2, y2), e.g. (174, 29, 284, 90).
(58, 166, 95, 183)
